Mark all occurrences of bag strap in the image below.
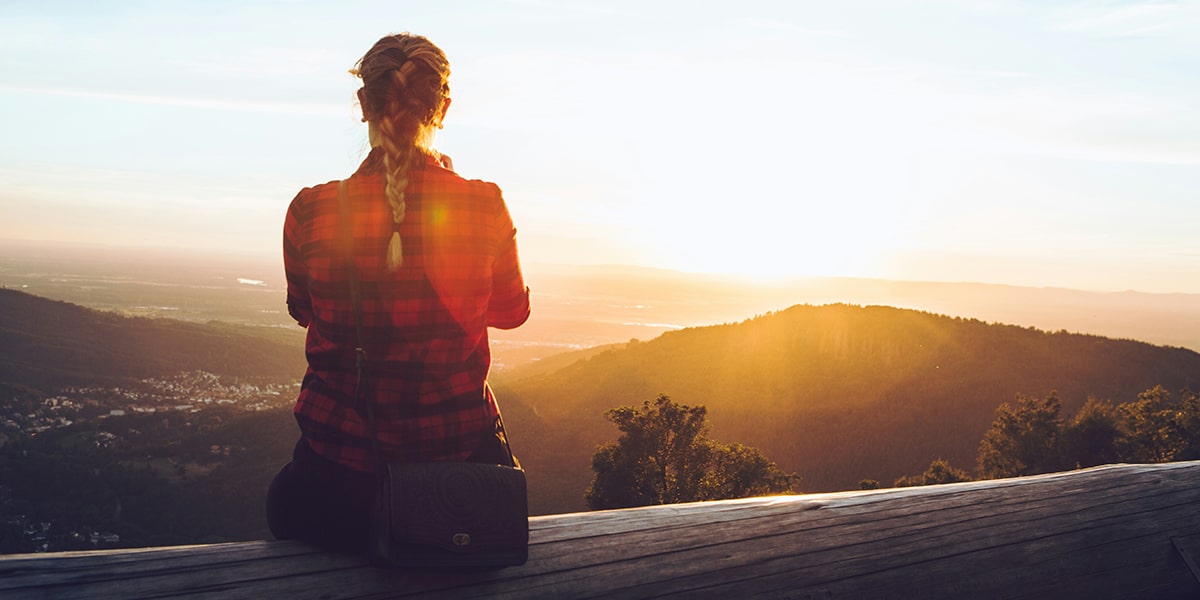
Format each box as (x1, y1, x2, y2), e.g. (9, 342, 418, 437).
(338, 180, 383, 471)
(492, 385, 518, 468)
(336, 179, 517, 469)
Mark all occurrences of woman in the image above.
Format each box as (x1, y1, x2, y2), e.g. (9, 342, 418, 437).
(267, 33, 531, 551)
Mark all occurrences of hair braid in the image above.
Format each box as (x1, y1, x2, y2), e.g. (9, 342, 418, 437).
(377, 109, 416, 270)
(351, 33, 450, 271)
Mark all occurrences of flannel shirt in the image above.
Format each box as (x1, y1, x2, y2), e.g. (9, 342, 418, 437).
(283, 149, 530, 472)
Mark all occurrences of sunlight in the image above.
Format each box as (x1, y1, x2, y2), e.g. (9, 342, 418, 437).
(648, 206, 900, 281)
(600, 59, 964, 282)
(3, 1, 1197, 293)
(627, 141, 928, 281)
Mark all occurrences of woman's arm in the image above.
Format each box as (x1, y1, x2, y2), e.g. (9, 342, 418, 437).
(487, 228, 530, 330)
(283, 192, 313, 328)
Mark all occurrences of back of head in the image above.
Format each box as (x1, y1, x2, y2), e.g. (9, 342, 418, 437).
(351, 33, 451, 271)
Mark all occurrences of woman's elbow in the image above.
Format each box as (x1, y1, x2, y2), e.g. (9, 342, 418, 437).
(487, 293, 531, 330)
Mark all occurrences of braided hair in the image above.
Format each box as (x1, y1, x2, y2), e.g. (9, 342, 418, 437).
(350, 33, 450, 271)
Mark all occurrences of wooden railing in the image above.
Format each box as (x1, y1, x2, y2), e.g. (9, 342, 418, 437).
(4, 462, 1200, 599)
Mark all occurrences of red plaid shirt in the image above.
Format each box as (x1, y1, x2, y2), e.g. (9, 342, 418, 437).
(284, 149, 530, 472)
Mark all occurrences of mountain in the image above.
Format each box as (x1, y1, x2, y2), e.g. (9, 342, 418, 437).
(0, 289, 306, 392)
(512, 263, 1200, 355)
(5, 288, 1199, 519)
(493, 303, 1200, 514)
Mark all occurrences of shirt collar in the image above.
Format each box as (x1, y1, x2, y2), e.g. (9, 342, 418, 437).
(353, 147, 443, 177)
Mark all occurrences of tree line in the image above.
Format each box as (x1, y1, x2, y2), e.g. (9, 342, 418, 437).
(589, 385, 1200, 508)
(874, 385, 1200, 489)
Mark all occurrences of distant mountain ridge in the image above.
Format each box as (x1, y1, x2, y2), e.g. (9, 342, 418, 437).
(494, 303, 1200, 513)
(0, 289, 306, 392)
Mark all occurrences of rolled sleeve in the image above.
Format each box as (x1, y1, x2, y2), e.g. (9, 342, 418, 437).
(488, 230, 530, 330)
(283, 192, 312, 328)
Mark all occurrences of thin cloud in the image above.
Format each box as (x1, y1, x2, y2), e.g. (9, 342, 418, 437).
(500, 0, 646, 19)
(979, 70, 1034, 79)
(737, 16, 850, 38)
(1058, 2, 1178, 35)
(1107, 22, 1175, 37)
(0, 84, 344, 117)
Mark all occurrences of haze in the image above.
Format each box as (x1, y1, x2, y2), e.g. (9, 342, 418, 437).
(4, 243, 1198, 372)
(1, 1, 1199, 294)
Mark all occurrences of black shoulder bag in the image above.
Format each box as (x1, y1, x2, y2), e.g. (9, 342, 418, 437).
(337, 180, 529, 568)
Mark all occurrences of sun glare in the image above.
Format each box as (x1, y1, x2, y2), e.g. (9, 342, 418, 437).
(650, 209, 907, 282)
(627, 145, 927, 282)
(588, 58, 961, 283)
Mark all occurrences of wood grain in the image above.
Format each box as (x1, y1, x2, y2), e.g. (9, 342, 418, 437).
(2, 462, 1199, 599)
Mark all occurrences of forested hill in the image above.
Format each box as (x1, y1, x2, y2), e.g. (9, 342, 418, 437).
(5, 288, 1200, 517)
(494, 303, 1200, 513)
(0, 289, 305, 392)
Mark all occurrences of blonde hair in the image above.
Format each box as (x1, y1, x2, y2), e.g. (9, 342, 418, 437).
(350, 33, 450, 270)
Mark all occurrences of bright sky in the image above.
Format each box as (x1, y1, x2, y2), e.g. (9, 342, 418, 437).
(2, 1, 1198, 293)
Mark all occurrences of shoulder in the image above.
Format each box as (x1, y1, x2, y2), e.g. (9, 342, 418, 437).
(292, 180, 341, 203)
(423, 164, 506, 210)
(287, 180, 341, 217)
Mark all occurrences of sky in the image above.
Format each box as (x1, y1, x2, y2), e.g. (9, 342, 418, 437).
(1, 0, 1198, 293)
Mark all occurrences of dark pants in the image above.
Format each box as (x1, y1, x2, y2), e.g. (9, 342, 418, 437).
(266, 427, 516, 552)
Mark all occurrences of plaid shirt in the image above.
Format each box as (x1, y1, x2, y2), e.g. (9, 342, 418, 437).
(284, 149, 530, 472)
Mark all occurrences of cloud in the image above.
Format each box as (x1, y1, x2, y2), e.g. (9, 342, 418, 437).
(1107, 22, 1174, 37)
(499, 0, 645, 19)
(1058, 2, 1179, 36)
(0, 84, 344, 117)
(736, 16, 850, 38)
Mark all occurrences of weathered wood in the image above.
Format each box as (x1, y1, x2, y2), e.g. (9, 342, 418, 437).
(3, 462, 1199, 599)
(1174, 534, 1200, 586)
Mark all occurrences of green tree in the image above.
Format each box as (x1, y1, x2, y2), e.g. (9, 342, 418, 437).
(976, 392, 1066, 479)
(1173, 389, 1200, 461)
(894, 459, 973, 487)
(699, 442, 800, 501)
(1060, 397, 1123, 468)
(1118, 386, 1200, 463)
(974, 386, 1200, 482)
(585, 395, 799, 509)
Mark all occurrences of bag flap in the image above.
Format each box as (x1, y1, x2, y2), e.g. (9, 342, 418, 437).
(383, 462, 528, 553)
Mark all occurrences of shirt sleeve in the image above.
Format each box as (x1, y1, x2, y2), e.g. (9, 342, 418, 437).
(488, 227, 531, 330)
(283, 191, 312, 328)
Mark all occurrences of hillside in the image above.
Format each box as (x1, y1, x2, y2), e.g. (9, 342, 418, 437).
(0, 289, 306, 392)
(494, 304, 1200, 513)
(5, 289, 1200, 521)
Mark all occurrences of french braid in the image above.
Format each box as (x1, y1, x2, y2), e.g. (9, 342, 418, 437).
(351, 33, 450, 271)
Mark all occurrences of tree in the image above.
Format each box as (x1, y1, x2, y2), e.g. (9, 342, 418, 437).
(976, 392, 1066, 479)
(1060, 397, 1123, 469)
(585, 395, 799, 509)
(1118, 385, 1200, 463)
(700, 442, 800, 501)
(1119, 385, 1176, 462)
(894, 459, 972, 487)
(1173, 389, 1200, 461)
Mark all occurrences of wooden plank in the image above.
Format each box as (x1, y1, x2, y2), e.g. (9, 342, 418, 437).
(0, 542, 319, 587)
(551, 471, 1200, 597)
(482, 463, 1200, 595)
(532, 463, 1192, 569)
(0, 462, 1198, 599)
(1173, 534, 1200, 586)
(573, 487, 1200, 595)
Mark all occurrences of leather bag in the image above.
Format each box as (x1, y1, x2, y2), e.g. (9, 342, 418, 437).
(369, 461, 529, 567)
